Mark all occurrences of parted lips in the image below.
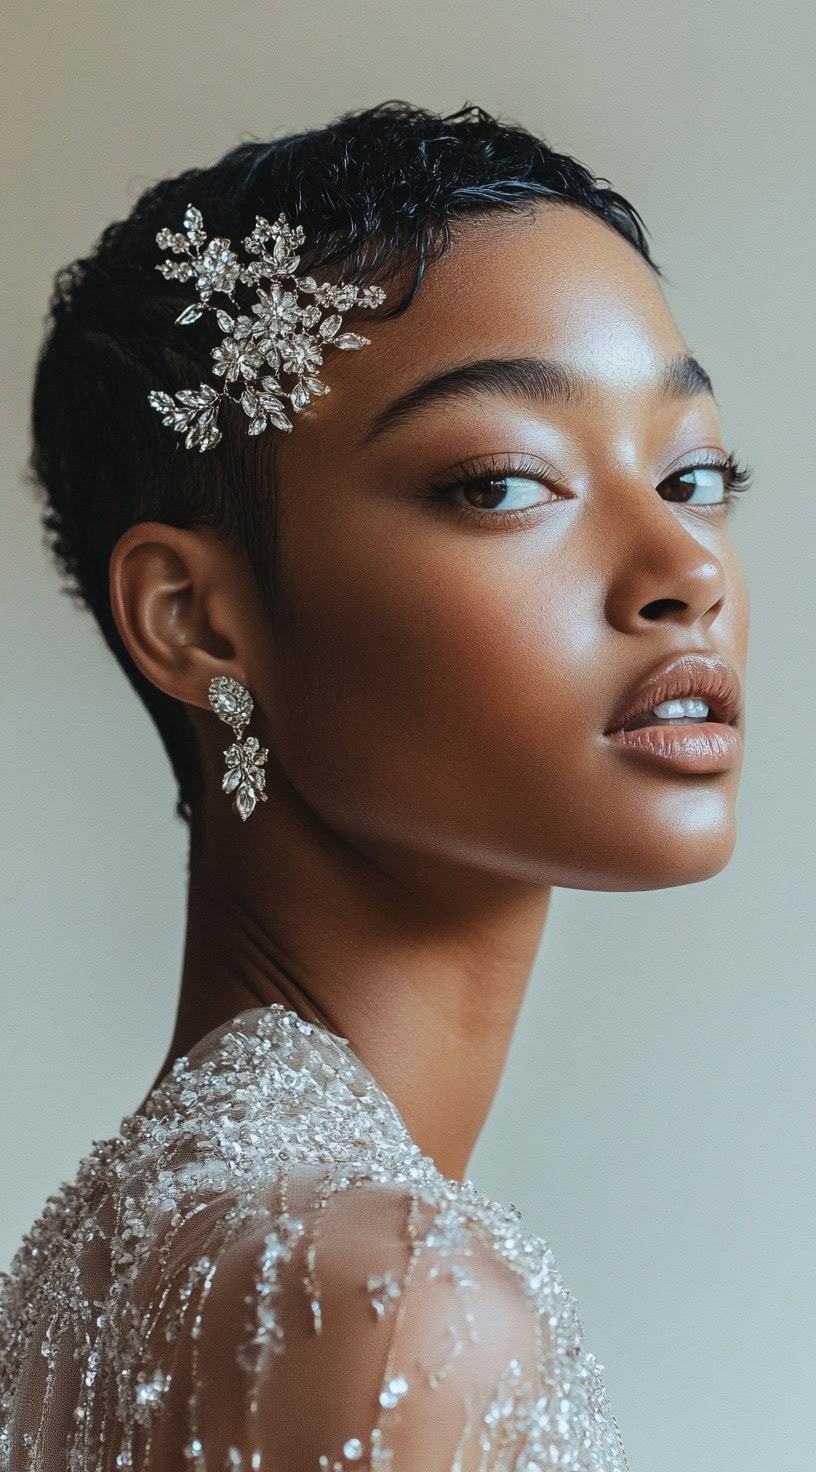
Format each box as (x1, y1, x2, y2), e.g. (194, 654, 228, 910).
(605, 652, 742, 734)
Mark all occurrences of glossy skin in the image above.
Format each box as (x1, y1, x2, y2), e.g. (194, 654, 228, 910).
(111, 203, 749, 1181)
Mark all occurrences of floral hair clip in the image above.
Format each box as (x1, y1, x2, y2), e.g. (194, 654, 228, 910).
(147, 203, 386, 451)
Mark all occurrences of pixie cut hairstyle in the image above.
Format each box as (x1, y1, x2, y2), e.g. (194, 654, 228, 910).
(29, 99, 661, 848)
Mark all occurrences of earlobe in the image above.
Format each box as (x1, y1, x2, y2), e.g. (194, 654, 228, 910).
(108, 521, 242, 710)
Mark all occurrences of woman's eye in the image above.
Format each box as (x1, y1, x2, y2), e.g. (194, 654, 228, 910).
(452, 474, 549, 512)
(433, 458, 743, 522)
(660, 465, 729, 505)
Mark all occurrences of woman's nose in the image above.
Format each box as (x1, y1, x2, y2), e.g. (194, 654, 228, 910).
(598, 482, 724, 632)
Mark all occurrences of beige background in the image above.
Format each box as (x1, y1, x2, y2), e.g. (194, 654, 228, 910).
(2, 3, 814, 1467)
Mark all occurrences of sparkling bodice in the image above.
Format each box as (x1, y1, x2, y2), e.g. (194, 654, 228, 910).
(0, 1004, 629, 1470)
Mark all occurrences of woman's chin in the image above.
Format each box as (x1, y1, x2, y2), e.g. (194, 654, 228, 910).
(577, 819, 739, 893)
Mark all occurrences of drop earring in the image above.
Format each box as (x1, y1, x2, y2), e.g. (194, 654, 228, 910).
(207, 675, 269, 821)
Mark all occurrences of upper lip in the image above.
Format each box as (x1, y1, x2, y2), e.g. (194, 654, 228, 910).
(604, 652, 742, 734)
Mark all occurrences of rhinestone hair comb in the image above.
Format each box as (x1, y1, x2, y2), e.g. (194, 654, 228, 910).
(147, 203, 386, 451)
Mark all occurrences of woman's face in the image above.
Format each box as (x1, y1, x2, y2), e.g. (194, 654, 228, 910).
(252, 202, 749, 891)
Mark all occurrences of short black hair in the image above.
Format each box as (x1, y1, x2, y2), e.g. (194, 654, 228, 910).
(28, 99, 661, 849)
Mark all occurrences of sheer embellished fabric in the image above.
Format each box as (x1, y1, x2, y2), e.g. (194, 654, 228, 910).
(0, 1004, 629, 1470)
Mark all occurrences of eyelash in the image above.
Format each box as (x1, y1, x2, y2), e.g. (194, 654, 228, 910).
(422, 450, 754, 528)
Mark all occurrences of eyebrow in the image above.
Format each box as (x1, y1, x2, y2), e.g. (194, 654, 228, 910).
(361, 352, 716, 444)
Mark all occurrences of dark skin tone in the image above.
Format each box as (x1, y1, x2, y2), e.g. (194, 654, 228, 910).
(111, 203, 749, 1184)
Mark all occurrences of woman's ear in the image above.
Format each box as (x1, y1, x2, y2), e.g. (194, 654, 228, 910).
(108, 521, 251, 712)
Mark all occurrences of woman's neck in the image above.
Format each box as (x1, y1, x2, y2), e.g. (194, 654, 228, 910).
(149, 796, 552, 1183)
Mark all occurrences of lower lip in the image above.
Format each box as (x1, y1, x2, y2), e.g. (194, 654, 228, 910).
(604, 722, 743, 773)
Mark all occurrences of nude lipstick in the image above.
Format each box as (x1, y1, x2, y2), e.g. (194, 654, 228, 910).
(603, 652, 743, 774)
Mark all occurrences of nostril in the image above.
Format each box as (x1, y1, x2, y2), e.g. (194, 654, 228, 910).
(639, 598, 688, 621)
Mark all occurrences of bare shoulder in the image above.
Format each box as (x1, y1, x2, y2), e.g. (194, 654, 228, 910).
(142, 1171, 541, 1471)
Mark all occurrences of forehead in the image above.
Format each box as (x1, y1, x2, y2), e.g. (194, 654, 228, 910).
(393, 203, 685, 371)
(289, 204, 693, 456)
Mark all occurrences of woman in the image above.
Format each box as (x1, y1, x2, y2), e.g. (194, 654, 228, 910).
(0, 100, 751, 1470)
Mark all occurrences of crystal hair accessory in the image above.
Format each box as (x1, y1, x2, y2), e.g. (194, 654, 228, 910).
(147, 203, 387, 452)
(207, 675, 269, 821)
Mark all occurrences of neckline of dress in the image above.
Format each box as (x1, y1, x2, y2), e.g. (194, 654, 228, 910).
(172, 1000, 474, 1194)
(177, 999, 413, 1139)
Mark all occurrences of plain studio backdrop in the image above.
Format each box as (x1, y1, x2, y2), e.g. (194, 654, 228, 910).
(1, 3, 814, 1468)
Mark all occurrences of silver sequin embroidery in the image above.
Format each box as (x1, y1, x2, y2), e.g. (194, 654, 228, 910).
(0, 1005, 629, 1470)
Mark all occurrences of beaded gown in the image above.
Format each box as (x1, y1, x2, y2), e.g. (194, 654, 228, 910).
(0, 1003, 629, 1471)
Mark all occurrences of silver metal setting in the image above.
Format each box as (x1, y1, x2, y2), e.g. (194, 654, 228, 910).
(147, 204, 386, 451)
(207, 675, 269, 821)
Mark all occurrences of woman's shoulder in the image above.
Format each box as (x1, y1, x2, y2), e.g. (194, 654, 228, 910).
(131, 1161, 631, 1472)
(0, 1004, 629, 1469)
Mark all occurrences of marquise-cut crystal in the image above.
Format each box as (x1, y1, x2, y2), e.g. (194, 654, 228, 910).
(208, 676, 253, 729)
(236, 785, 257, 821)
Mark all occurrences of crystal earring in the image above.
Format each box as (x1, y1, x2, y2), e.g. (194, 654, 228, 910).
(207, 675, 269, 821)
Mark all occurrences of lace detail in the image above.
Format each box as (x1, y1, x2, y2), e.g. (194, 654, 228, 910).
(0, 1004, 628, 1470)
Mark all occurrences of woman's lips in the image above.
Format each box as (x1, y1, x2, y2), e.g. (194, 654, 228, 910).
(604, 721, 743, 773)
(605, 652, 742, 732)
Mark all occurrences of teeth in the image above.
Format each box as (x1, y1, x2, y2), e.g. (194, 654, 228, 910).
(651, 698, 710, 720)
